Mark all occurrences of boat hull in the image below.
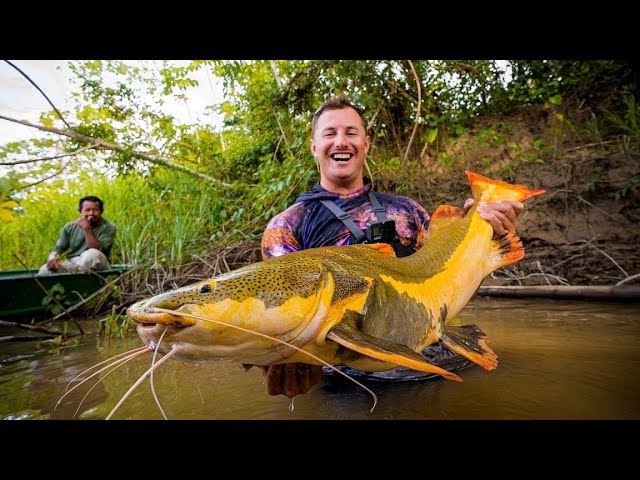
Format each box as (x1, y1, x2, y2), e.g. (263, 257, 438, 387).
(0, 265, 130, 321)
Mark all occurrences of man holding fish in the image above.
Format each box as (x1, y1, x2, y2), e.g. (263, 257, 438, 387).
(251, 95, 525, 398)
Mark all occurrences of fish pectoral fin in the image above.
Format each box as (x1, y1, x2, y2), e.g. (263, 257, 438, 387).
(441, 324, 498, 371)
(326, 319, 462, 382)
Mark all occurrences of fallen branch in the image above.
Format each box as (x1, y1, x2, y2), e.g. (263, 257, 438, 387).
(476, 285, 640, 302)
(0, 319, 70, 335)
(0, 335, 58, 343)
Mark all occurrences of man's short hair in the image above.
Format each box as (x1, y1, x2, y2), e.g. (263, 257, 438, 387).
(78, 196, 104, 212)
(312, 95, 367, 135)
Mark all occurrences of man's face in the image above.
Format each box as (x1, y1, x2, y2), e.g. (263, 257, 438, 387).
(311, 107, 370, 192)
(80, 201, 103, 224)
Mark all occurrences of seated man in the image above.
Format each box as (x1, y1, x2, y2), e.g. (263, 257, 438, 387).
(38, 195, 117, 275)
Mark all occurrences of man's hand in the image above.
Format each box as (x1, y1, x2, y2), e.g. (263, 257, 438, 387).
(464, 199, 524, 237)
(46, 257, 61, 271)
(75, 216, 92, 231)
(241, 363, 323, 398)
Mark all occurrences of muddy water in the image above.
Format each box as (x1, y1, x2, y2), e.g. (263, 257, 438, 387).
(1, 297, 638, 420)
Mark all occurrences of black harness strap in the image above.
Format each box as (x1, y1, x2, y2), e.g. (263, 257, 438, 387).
(367, 191, 388, 223)
(319, 199, 366, 243)
(319, 191, 388, 244)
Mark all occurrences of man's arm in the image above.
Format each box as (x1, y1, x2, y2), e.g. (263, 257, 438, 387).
(243, 212, 323, 398)
(46, 224, 71, 272)
(75, 217, 102, 249)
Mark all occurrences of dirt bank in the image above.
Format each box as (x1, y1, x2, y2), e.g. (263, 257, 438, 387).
(411, 105, 640, 287)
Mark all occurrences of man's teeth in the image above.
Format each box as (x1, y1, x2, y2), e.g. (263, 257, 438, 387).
(333, 154, 351, 161)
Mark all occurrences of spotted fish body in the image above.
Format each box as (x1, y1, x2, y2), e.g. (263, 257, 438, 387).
(127, 171, 544, 381)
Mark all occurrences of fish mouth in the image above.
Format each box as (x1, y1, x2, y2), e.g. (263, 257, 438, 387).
(126, 299, 198, 328)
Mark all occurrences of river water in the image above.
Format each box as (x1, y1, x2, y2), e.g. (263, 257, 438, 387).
(1, 297, 638, 420)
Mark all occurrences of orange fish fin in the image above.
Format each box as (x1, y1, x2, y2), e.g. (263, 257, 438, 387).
(441, 324, 498, 371)
(327, 318, 462, 382)
(493, 232, 525, 269)
(465, 170, 546, 202)
(361, 243, 396, 257)
(428, 205, 466, 235)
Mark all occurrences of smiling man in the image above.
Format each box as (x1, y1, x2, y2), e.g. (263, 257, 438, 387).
(248, 95, 524, 398)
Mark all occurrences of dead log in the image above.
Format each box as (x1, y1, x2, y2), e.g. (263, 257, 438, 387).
(475, 285, 640, 302)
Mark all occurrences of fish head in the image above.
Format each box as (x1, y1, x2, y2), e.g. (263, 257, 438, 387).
(126, 260, 335, 365)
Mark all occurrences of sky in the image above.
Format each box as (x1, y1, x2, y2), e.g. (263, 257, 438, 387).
(0, 60, 224, 145)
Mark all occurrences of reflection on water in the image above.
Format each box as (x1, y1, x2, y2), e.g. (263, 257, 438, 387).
(1, 298, 639, 420)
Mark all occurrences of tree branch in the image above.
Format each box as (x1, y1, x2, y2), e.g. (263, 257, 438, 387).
(0, 145, 96, 166)
(18, 158, 72, 189)
(403, 60, 422, 163)
(4, 60, 73, 129)
(0, 114, 233, 188)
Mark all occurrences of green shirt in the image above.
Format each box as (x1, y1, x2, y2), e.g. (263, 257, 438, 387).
(53, 217, 117, 259)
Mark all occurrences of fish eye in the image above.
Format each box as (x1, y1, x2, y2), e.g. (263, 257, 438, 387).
(199, 284, 211, 293)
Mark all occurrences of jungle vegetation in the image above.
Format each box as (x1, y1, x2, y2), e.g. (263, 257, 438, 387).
(1, 60, 638, 317)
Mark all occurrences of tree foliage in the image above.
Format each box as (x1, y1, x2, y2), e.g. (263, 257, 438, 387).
(0, 59, 637, 269)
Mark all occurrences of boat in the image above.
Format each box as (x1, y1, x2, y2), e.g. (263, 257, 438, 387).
(0, 264, 132, 322)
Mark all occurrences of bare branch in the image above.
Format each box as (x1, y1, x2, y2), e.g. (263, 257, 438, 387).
(616, 273, 640, 286)
(18, 158, 72, 189)
(403, 60, 421, 163)
(0, 145, 96, 166)
(0, 114, 233, 188)
(0, 319, 72, 336)
(4, 60, 73, 129)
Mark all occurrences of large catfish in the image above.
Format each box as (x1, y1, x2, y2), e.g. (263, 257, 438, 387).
(127, 171, 544, 382)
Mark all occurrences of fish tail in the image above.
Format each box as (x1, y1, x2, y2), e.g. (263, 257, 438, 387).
(465, 171, 546, 203)
(493, 231, 525, 269)
(441, 324, 498, 371)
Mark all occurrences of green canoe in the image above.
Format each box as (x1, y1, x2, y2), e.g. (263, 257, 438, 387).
(0, 264, 131, 322)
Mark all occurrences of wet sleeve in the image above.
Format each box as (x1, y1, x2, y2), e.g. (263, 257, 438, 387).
(413, 202, 430, 250)
(261, 216, 301, 260)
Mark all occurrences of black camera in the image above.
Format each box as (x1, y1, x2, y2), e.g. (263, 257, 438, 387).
(365, 220, 397, 244)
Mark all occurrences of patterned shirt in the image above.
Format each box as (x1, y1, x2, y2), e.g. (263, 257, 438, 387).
(261, 178, 430, 260)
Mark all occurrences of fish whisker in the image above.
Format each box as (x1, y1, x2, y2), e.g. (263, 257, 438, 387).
(72, 347, 150, 418)
(150, 327, 170, 420)
(106, 347, 178, 420)
(153, 307, 378, 413)
(63, 345, 149, 393)
(55, 346, 149, 412)
(181, 361, 204, 405)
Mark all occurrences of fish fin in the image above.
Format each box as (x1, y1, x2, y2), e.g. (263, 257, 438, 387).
(361, 243, 396, 257)
(493, 232, 525, 269)
(327, 316, 462, 382)
(465, 170, 546, 203)
(441, 324, 498, 371)
(428, 205, 466, 235)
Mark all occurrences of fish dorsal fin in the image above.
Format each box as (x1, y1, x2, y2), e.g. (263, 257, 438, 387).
(361, 243, 396, 257)
(428, 205, 466, 235)
(327, 314, 462, 382)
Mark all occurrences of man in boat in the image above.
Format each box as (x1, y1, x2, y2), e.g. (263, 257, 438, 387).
(38, 196, 117, 275)
(243, 95, 525, 397)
